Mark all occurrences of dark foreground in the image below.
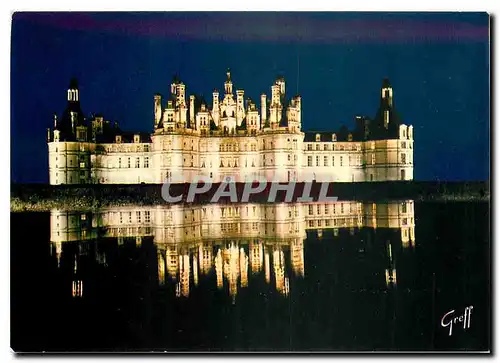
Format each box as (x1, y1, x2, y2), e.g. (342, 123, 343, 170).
(11, 202, 490, 352)
(11, 181, 489, 212)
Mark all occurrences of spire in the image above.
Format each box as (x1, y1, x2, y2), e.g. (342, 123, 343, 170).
(69, 78, 78, 89)
(226, 68, 231, 81)
(370, 77, 402, 138)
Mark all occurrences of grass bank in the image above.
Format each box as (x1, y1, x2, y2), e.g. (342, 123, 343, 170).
(10, 181, 489, 212)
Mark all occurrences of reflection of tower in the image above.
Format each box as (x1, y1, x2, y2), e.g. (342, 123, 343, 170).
(372, 203, 377, 229)
(198, 244, 212, 275)
(215, 249, 223, 289)
(166, 245, 178, 279)
(273, 247, 286, 295)
(51, 241, 62, 267)
(385, 241, 397, 287)
(385, 268, 397, 287)
(249, 240, 263, 273)
(72, 253, 83, 298)
(178, 252, 190, 297)
(240, 248, 248, 288)
(72, 280, 83, 298)
(400, 200, 416, 248)
(157, 251, 166, 286)
(264, 246, 270, 284)
(224, 242, 240, 300)
(193, 253, 199, 287)
(290, 238, 305, 277)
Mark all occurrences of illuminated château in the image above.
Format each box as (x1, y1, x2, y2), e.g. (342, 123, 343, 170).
(47, 71, 414, 184)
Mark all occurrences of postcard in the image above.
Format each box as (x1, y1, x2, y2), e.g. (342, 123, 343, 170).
(10, 12, 490, 353)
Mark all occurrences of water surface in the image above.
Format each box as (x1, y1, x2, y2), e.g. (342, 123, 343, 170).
(10, 201, 490, 351)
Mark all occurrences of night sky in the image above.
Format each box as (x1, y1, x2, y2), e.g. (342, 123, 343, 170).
(11, 12, 489, 183)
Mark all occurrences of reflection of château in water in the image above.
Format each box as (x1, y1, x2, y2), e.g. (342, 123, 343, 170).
(50, 201, 415, 299)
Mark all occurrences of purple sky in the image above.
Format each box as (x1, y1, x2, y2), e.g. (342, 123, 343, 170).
(14, 12, 489, 43)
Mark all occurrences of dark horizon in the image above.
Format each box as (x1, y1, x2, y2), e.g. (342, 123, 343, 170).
(11, 12, 490, 183)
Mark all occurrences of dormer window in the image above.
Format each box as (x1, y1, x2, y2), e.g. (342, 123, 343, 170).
(332, 133, 337, 142)
(134, 134, 140, 143)
(348, 133, 353, 142)
(115, 135, 122, 144)
(315, 134, 321, 142)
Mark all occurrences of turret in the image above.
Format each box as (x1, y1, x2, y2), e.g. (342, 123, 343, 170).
(261, 94, 267, 126)
(287, 95, 302, 132)
(177, 83, 186, 107)
(381, 78, 393, 129)
(269, 78, 283, 128)
(246, 99, 260, 134)
(212, 90, 220, 126)
(154, 94, 162, 128)
(276, 76, 285, 95)
(170, 75, 180, 95)
(271, 84, 280, 106)
(190, 95, 195, 126)
(236, 89, 245, 125)
(224, 69, 233, 95)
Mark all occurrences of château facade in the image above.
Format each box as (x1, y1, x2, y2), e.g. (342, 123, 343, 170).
(47, 71, 414, 185)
